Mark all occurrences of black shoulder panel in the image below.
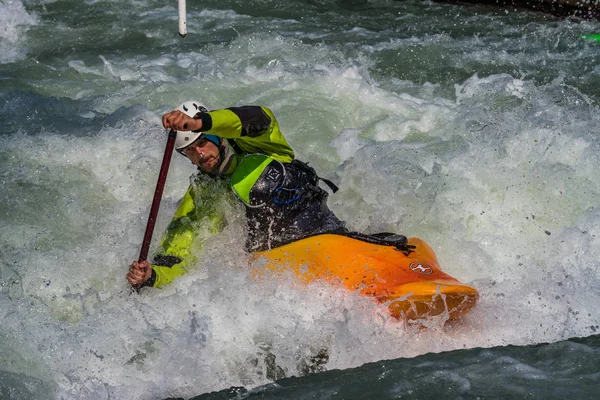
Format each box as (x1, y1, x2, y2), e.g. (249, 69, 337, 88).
(227, 106, 271, 137)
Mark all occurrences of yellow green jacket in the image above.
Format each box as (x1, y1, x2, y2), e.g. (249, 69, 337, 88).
(145, 106, 295, 288)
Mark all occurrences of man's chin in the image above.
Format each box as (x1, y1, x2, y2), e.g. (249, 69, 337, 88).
(198, 158, 220, 174)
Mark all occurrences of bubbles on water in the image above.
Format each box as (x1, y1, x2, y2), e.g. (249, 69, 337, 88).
(317, 69, 600, 357)
(3, 68, 599, 399)
(0, 0, 38, 63)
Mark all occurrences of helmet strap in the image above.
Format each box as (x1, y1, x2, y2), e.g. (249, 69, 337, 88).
(202, 138, 237, 176)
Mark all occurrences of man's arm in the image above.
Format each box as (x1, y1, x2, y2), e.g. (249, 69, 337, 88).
(162, 103, 295, 161)
(161, 105, 270, 138)
(199, 106, 271, 138)
(126, 185, 197, 288)
(127, 180, 226, 289)
(205, 106, 295, 163)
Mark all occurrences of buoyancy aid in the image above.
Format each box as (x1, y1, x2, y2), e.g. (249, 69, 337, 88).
(230, 154, 346, 251)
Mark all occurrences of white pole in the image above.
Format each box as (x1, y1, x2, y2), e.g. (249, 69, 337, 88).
(178, 0, 187, 37)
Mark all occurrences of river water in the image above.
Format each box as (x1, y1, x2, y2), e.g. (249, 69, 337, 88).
(1, 0, 600, 399)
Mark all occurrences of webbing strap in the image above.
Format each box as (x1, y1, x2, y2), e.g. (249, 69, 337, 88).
(319, 177, 339, 193)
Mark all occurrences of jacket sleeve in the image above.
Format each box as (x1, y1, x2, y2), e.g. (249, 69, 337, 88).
(148, 180, 226, 288)
(201, 106, 270, 138)
(202, 106, 295, 163)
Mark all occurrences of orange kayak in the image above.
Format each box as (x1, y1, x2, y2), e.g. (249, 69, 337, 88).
(253, 234, 478, 322)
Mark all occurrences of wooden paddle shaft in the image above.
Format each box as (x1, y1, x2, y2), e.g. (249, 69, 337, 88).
(138, 129, 177, 262)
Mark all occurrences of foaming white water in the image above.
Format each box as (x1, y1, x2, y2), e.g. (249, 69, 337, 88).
(3, 67, 600, 399)
(0, 115, 437, 396)
(0, 0, 38, 63)
(328, 71, 600, 348)
(0, 92, 474, 399)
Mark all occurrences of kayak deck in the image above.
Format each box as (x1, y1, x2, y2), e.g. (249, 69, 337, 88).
(253, 234, 478, 322)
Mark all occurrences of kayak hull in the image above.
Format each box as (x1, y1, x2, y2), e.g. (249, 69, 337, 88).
(253, 234, 478, 322)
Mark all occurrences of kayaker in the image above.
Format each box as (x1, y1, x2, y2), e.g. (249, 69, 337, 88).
(126, 101, 347, 288)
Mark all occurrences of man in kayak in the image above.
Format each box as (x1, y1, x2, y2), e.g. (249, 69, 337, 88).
(126, 101, 347, 288)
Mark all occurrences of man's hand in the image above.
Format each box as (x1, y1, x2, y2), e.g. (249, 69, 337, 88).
(126, 260, 153, 286)
(162, 110, 202, 132)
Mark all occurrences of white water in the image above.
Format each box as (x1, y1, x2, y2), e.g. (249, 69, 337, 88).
(0, 0, 38, 63)
(2, 0, 600, 398)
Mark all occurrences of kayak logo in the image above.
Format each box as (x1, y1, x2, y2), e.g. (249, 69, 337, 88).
(266, 167, 281, 182)
(410, 262, 432, 274)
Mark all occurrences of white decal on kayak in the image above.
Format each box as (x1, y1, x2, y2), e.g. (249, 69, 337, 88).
(410, 262, 432, 274)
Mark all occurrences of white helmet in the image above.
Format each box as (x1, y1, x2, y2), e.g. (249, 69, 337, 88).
(173, 100, 209, 150)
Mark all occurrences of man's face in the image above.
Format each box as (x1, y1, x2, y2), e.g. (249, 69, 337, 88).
(182, 137, 221, 174)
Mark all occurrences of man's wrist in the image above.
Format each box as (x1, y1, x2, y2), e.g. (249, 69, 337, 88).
(191, 113, 204, 132)
(141, 268, 157, 288)
(192, 112, 212, 132)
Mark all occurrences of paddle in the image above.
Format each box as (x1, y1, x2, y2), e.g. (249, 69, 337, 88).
(133, 129, 177, 290)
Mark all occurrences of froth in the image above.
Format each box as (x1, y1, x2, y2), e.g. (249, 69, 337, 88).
(329, 72, 600, 349)
(0, 0, 38, 63)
